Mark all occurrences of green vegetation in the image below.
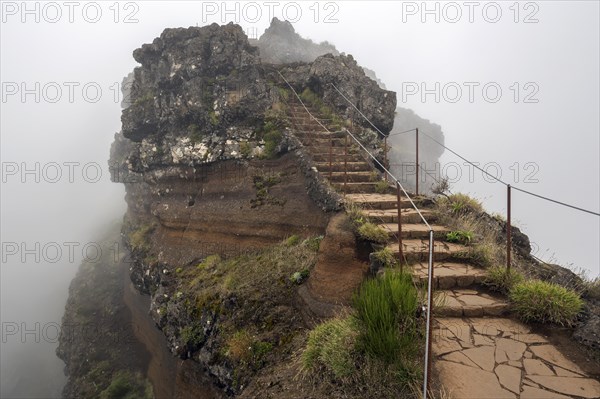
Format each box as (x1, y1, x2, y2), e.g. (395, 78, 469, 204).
(128, 224, 154, 252)
(239, 141, 252, 158)
(290, 268, 310, 284)
(483, 266, 525, 294)
(251, 173, 286, 207)
(302, 235, 323, 252)
(509, 280, 583, 326)
(299, 88, 345, 130)
(133, 92, 154, 106)
(353, 271, 419, 363)
(303, 271, 423, 395)
(99, 370, 153, 399)
(375, 180, 389, 194)
(225, 329, 273, 368)
(198, 254, 221, 270)
(285, 234, 301, 247)
(441, 193, 483, 215)
(180, 323, 204, 348)
(303, 316, 359, 378)
(455, 243, 494, 267)
(372, 247, 397, 268)
(445, 230, 474, 245)
(345, 201, 366, 226)
(187, 124, 203, 144)
(357, 222, 389, 244)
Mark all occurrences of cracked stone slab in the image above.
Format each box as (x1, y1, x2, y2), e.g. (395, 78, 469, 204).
(495, 364, 522, 394)
(527, 375, 600, 398)
(529, 345, 585, 375)
(436, 361, 516, 399)
(520, 386, 571, 399)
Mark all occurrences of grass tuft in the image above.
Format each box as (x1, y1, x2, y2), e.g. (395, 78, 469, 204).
(303, 316, 359, 378)
(357, 222, 389, 244)
(509, 280, 583, 326)
(483, 266, 524, 294)
(353, 271, 419, 363)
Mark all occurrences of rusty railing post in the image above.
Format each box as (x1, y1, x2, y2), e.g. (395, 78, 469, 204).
(423, 229, 435, 399)
(507, 184, 512, 271)
(416, 127, 419, 196)
(329, 135, 333, 179)
(344, 133, 348, 194)
(396, 181, 403, 271)
(384, 135, 388, 182)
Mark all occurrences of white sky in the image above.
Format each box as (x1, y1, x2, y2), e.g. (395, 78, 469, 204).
(1, 1, 599, 397)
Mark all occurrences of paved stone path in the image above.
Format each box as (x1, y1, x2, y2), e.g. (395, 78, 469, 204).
(286, 96, 600, 398)
(434, 317, 600, 398)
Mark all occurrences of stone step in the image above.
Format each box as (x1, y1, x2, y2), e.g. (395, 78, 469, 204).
(313, 153, 364, 163)
(379, 223, 450, 239)
(385, 239, 468, 262)
(345, 193, 417, 209)
(303, 137, 347, 147)
(310, 147, 359, 156)
(327, 171, 375, 183)
(315, 162, 371, 172)
(362, 208, 436, 224)
(332, 182, 380, 193)
(434, 289, 509, 317)
(410, 261, 486, 289)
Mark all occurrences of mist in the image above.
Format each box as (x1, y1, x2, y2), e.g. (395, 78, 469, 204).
(1, 1, 598, 397)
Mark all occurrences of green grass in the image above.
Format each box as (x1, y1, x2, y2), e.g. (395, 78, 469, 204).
(509, 280, 583, 326)
(128, 224, 154, 252)
(372, 247, 397, 268)
(345, 202, 366, 226)
(285, 235, 301, 246)
(357, 222, 389, 244)
(353, 271, 419, 363)
(197, 254, 221, 270)
(303, 316, 359, 378)
(375, 180, 389, 194)
(483, 266, 524, 294)
(99, 370, 153, 399)
(446, 230, 474, 245)
(445, 193, 483, 214)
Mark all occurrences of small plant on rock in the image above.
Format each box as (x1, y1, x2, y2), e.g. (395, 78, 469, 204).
(375, 180, 390, 194)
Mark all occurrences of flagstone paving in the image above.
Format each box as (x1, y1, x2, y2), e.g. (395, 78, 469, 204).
(434, 317, 600, 398)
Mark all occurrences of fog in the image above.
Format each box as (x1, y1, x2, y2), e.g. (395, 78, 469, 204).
(1, 1, 598, 397)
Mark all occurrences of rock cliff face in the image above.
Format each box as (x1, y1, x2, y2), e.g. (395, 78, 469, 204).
(108, 20, 396, 393)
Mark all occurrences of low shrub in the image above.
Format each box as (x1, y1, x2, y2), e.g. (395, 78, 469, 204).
(509, 280, 583, 326)
(285, 235, 301, 247)
(483, 266, 524, 294)
(357, 222, 389, 244)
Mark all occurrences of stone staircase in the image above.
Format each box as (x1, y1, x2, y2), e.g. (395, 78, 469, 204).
(285, 97, 600, 398)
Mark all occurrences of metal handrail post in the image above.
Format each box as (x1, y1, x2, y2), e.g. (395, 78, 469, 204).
(507, 184, 512, 271)
(344, 133, 348, 194)
(397, 181, 403, 271)
(423, 229, 435, 399)
(329, 136, 333, 179)
(416, 127, 419, 196)
(384, 135, 388, 182)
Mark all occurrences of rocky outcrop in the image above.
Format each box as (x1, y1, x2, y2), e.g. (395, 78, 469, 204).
(256, 18, 339, 64)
